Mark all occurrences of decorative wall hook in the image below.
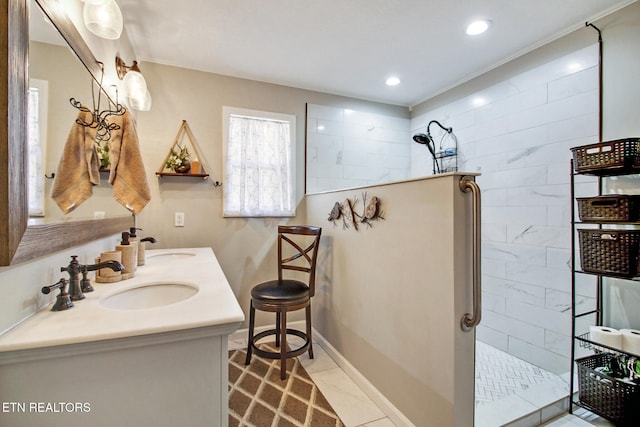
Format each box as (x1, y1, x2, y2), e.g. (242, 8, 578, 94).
(69, 61, 126, 143)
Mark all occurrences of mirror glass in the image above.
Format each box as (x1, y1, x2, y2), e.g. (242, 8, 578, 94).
(0, 0, 132, 266)
(305, 103, 412, 194)
(28, 0, 128, 224)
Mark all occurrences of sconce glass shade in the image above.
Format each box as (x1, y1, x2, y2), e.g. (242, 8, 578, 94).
(116, 57, 151, 111)
(123, 69, 148, 101)
(129, 89, 152, 111)
(83, 0, 123, 40)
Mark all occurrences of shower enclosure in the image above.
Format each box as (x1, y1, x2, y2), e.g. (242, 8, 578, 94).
(411, 44, 601, 426)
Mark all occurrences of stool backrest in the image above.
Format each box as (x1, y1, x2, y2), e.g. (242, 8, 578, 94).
(277, 225, 322, 297)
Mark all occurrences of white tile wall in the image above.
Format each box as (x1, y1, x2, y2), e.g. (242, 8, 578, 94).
(306, 104, 411, 194)
(411, 44, 600, 374)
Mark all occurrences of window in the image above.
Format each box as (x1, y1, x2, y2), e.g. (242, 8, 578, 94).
(27, 79, 49, 217)
(223, 107, 296, 217)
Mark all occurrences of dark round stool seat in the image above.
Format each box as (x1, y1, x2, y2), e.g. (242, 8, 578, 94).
(251, 279, 309, 302)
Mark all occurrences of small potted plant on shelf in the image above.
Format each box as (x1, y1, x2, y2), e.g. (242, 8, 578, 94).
(97, 141, 110, 171)
(165, 145, 191, 173)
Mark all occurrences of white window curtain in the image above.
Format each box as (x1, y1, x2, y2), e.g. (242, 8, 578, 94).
(27, 79, 49, 217)
(223, 107, 296, 217)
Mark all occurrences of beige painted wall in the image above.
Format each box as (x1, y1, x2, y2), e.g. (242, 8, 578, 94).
(303, 175, 476, 426)
(132, 61, 408, 327)
(1, 37, 407, 334)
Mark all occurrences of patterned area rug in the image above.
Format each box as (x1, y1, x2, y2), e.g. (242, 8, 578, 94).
(229, 343, 345, 427)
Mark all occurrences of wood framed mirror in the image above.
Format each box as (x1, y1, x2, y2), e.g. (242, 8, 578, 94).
(0, 0, 131, 266)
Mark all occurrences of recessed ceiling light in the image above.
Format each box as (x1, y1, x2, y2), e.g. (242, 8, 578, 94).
(472, 97, 487, 107)
(567, 62, 584, 73)
(466, 19, 492, 36)
(386, 76, 400, 86)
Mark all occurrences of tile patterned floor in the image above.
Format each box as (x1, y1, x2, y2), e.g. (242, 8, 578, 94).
(229, 335, 392, 427)
(475, 341, 558, 407)
(230, 333, 612, 427)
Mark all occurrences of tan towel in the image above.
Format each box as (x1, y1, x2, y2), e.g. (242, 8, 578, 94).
(107, 110, 151, 215)
(50, 110, 101, 214)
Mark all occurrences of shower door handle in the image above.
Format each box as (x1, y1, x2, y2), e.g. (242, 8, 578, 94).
(459, 176, 481, 332)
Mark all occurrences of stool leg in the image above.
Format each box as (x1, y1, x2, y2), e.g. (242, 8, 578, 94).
(280, 310, 287, 380)
(306, 303, 314, 359)
(245, 301, 255, 365)
(275, 312, 281, 348)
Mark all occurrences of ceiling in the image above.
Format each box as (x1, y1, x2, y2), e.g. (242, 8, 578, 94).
(103, 1, 637, 106)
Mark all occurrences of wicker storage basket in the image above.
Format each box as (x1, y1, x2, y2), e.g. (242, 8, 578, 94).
(577, 195, 640, 222)
(571, 138, 640, 174)
(578, 229, 640, 277)
(576, 352, 640, 426)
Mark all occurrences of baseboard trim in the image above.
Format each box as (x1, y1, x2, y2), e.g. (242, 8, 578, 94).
(229, 322, 414, 427)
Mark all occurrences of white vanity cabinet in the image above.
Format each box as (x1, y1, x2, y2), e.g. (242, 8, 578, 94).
(0, 248, 244, 427)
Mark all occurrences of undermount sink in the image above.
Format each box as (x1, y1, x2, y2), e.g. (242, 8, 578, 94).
(100, 282, 199, 310)
(147, 252, 196, 260)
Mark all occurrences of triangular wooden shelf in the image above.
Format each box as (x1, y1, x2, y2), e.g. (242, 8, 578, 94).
(156, 120, 210, 179)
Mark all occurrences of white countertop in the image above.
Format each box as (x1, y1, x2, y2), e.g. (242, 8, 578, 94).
(0, 248, 244, 352)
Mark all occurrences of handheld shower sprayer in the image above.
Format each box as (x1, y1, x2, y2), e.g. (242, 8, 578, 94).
(413, 120, 454, 174)
(412, 133, 439, 172)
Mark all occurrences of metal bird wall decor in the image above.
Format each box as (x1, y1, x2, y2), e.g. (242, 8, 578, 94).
(327, 192, 384, 230)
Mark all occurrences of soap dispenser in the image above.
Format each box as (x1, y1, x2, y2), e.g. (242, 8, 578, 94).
(129, 227, 141, 245)
(115, 231, 137, 279)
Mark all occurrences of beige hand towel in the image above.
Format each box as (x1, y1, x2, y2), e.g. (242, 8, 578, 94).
(50, 110, 101, 214)
(107, 110, 151, 215)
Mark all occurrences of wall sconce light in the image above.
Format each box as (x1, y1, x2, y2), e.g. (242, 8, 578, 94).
(129, 89, 152, 111)
(116, 56, 152, 111)
(82, 0, 123, 40)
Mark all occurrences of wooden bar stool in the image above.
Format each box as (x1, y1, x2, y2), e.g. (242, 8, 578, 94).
(245, 225, 322, 380)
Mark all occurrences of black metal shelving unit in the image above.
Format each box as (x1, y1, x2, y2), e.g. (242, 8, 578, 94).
(569, 159, 640, 425)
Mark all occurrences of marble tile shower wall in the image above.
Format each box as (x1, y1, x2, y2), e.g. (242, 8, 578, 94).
(306, 104, 411, 194)
(410, 45, 600, 374)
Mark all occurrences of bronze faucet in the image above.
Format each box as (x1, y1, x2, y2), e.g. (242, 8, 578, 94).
(41, 278, 73, 311)
(61, 256, 124, 301)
